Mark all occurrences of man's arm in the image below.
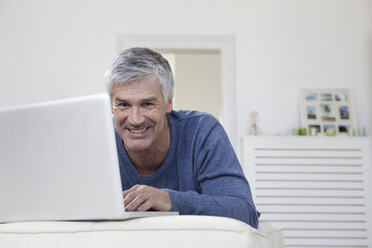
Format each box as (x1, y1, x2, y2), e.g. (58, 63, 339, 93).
(165, 180, 258, 228)
(163, 118, 259, 228)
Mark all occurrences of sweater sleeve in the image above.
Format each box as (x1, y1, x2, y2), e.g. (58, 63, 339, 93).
(166, 117, 258, 229)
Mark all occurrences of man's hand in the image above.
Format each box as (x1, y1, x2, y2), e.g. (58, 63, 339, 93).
(123, 185, 171, 211)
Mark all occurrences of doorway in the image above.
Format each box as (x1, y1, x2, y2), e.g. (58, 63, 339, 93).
(161, 50, 222, 121)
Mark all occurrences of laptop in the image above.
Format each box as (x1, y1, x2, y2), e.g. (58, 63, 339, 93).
(0, 93, 178, 223)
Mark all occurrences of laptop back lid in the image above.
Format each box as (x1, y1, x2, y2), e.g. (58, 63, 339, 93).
(0, 94, 125, 223)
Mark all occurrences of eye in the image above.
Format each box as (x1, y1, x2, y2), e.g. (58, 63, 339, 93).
(115, 102, 129, 109)
(143, 102, 154, 107)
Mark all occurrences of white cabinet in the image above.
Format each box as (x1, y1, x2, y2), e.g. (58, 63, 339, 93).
(242, 136, 372, 248)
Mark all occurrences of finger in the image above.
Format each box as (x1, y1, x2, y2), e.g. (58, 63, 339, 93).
(125, 193, 149, 211)
(123, 185, 147, 209)
(136, 189, 171, 211)
(136, 198, 155, 211)
(123, 184, 142, 198)
(123, 190, 139, 207)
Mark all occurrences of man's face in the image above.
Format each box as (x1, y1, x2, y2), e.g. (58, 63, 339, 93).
(111, 78, 172, 152)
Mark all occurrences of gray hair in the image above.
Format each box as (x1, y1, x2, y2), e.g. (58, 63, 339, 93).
(104, 47, 174, 102)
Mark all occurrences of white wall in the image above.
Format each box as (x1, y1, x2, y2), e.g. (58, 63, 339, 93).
(237, 0, 372, 138)
(1, 0, 371, 147)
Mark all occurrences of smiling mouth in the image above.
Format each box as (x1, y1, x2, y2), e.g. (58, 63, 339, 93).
(128, 127, 148, 134)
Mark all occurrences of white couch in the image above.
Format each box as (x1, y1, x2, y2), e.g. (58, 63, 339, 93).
(0, 216, 283, 248)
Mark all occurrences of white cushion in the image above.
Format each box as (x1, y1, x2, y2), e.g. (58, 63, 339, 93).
(0, 216, 283, 248)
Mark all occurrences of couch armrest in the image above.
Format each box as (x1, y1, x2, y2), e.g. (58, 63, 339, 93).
(0, 216, 283, 248)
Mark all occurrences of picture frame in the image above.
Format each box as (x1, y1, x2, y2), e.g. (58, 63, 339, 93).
(300, 89, 356, 135)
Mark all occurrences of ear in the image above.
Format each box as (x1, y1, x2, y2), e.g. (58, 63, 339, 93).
(166, 97, 173, 114)
(111, 101, 115, 115)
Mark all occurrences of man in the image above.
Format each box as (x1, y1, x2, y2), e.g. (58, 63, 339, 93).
(104, 47, 258, 228)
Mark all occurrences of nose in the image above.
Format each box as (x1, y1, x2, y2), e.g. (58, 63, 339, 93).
(127, 106, 145, 127)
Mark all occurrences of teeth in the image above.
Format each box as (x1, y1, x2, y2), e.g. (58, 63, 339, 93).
(130, 128, 147, 134)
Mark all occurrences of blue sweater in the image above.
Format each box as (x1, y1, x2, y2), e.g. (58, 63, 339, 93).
(115, 110, 258, 228)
